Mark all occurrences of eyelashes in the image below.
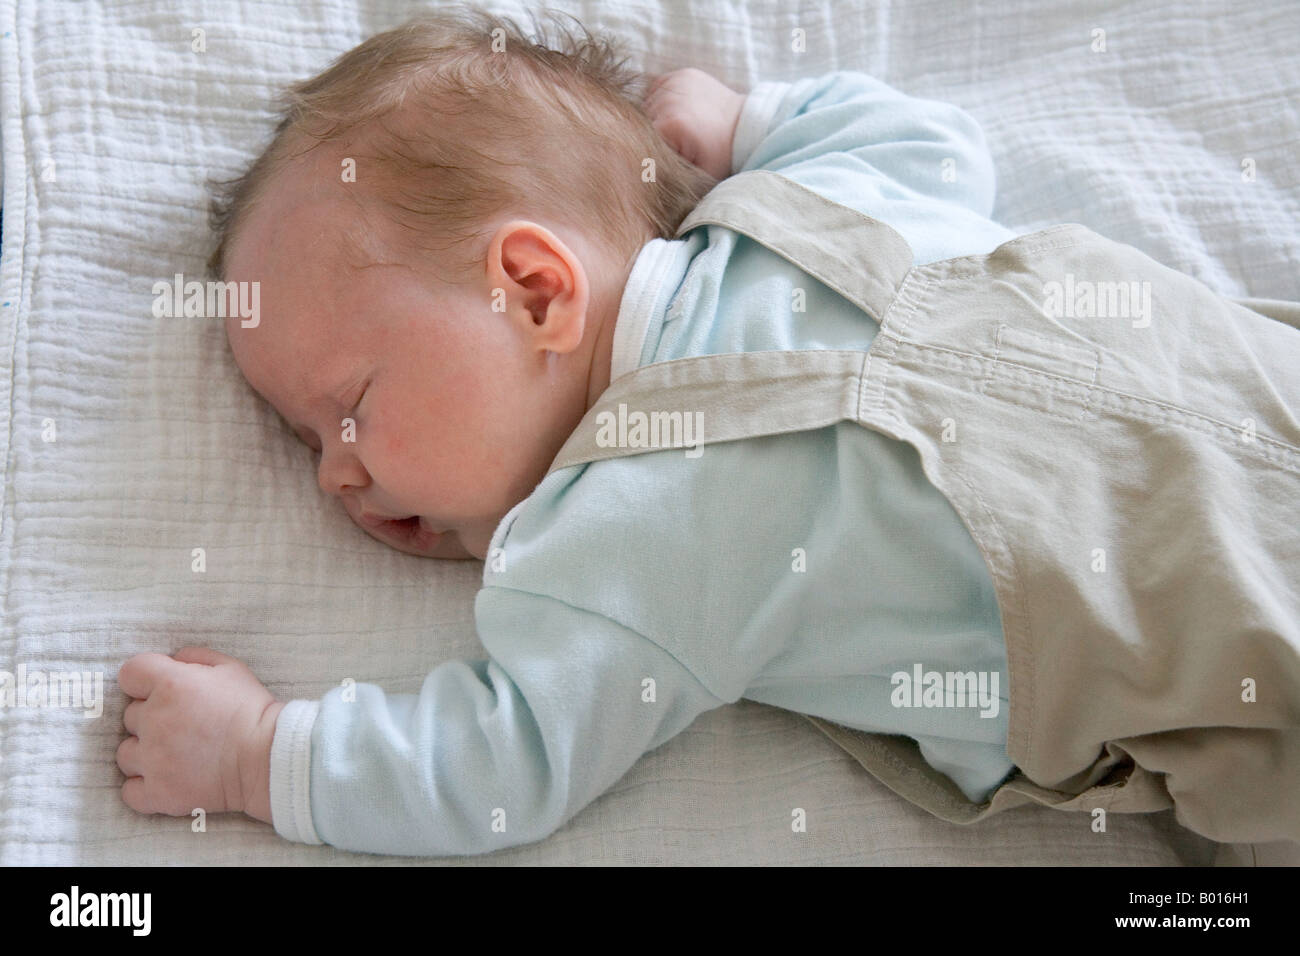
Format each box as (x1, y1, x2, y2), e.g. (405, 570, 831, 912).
(348, 380, 370, 416)
(288, 377, 368, 453)
(291, 423, 322, 452)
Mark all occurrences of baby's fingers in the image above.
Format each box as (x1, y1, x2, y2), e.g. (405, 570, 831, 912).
(120, 776, 152, 814)
(120, 767, 198, 817)
(173, 646, 242, 668)
(645, 68, 689, 97)
(643, 69, 692, 112)
(116, 735, 143, 778)
(117, 652, 177, 699)
(642, 84, 673, 120)
(122, 699, 144, 736)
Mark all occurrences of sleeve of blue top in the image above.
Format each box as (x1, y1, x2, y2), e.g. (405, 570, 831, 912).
(730, 70, 1002, 229)
(299, 587, 727, 856)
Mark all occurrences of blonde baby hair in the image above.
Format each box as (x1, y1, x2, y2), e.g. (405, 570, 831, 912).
(206, 4, 718, 284)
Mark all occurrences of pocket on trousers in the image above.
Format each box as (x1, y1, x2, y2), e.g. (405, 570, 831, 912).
(981, 323, 1100, 420)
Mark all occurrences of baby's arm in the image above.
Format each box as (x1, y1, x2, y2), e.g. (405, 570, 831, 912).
(648, 68, 1014, 262)
(270, 587, 728, 855)
(118, 591, 728, 856)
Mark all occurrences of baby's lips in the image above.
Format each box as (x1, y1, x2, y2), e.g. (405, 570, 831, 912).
(362, 512, 446, 542)
(411, 518, 446, 549)
(358, 511, 398, 529)
(350, 508, 454, 556)
(358, 510, 426, 531)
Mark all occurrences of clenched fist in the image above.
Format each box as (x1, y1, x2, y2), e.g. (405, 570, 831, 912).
(644, 68, 747, 180)
(117, 647, 283, 824)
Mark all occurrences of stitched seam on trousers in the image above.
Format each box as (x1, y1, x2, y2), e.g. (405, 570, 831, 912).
(895, 340, 1300, 472)
(985, 324, 1005, 402)
(892, 271, 924, 341)
(873, 274, 925, 418)
(994, 323, 1101, 420)
(855, 351, 871, 422)
(984, 361, 1300, 473)
(933, 452, 1039, 774)
(862, 305, 1041, 775)
(868, 271, 921, 413)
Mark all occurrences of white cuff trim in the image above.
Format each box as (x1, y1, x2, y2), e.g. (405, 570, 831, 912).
(731, 81, 792, 174)
(270, 698, 323, 845)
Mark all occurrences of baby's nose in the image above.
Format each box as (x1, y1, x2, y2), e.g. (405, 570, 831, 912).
(318, 445, 369, 497)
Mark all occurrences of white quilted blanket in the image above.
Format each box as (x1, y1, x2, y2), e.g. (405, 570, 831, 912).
(3, 0, 1296, 864)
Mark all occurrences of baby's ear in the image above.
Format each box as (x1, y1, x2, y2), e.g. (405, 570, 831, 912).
(489, 220, 589, 354)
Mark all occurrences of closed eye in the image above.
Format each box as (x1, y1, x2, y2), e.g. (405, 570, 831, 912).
(347, 379, 370, 417)
(292, 424, 321, 452)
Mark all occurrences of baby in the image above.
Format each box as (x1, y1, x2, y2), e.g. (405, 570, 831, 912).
(116, 6, 1300, 854)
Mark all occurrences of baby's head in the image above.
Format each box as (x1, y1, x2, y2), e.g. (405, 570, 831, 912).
(209, 6, 714, 560)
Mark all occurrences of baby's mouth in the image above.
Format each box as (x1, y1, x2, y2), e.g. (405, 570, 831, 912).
(359, 512, 443, 546)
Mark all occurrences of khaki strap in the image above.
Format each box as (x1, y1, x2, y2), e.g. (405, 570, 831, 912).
(673, 169, 912, 322)
(548, 170, 912, 476)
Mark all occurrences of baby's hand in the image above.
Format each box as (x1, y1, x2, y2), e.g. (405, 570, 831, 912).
(644, 68, 746, 180)
(116, 647, 283, 825)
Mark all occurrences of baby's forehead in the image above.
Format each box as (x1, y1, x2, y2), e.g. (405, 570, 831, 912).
(289, 188, 405, 275)
(227, 179, 385, 283)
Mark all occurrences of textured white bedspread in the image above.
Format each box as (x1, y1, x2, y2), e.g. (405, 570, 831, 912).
(3, 0, 1296, 864)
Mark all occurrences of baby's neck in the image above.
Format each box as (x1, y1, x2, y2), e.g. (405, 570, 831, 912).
(583, 242, 642, 410)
